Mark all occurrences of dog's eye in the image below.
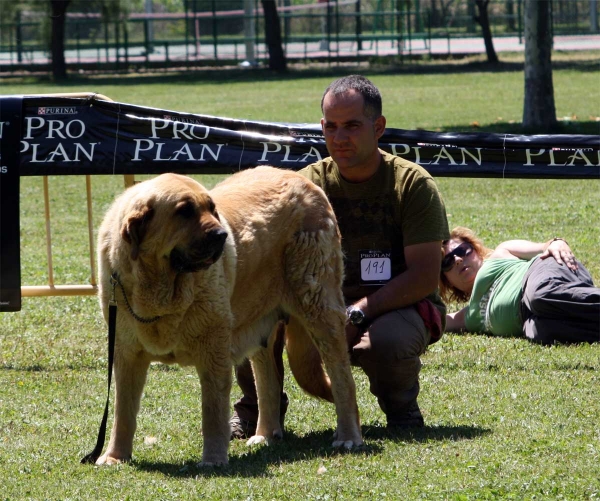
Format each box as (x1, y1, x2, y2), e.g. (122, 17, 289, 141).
(208, 199, 216, 213)
(175, 200, 196, 219)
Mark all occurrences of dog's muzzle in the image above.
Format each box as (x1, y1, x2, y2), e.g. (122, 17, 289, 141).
(170, 228, 228, 273)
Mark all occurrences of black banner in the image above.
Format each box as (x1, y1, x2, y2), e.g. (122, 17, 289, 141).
(0, 96, 22, 312)
(1, 94, 599, 311)
(16, 95, 600, 179)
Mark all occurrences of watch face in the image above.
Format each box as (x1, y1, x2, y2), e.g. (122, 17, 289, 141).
(349, 308, 365, 325)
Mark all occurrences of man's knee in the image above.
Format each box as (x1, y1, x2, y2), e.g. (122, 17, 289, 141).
(357, 307, 429, 363)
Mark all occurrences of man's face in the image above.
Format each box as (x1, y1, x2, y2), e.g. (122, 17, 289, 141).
(321, 90, 386, 177)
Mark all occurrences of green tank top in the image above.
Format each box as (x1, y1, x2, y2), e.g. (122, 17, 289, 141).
(465, 257, 537, 336)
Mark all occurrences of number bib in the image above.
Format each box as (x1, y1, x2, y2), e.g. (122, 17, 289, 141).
(359, 250, 391, 286)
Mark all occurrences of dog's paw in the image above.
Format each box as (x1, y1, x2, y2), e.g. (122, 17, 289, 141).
(247, 427, 283, 446)
(246, 434, 267, 446)
(95, 453, 130, 466)
(332, 438, 363, 450)
(332, 427, 364, 450)
(332, 430, 364, 450)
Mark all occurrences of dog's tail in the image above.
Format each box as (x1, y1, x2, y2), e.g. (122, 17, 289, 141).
(285, 316, 334, 402)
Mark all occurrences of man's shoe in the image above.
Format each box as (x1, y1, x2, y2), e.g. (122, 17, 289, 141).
(230, 412, 257, 440)
(386, 401, 425, 429)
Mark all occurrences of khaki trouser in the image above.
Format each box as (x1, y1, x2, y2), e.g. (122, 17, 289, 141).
(233, 305, 431, 425)
(351, 306, 430, 422)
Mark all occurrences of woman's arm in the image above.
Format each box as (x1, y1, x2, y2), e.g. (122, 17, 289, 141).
(489, 238, 578, 271)
(445, 307, 467, 332)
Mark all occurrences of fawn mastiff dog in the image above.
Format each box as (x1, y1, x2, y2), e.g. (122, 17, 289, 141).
(95, 166, 362, 466)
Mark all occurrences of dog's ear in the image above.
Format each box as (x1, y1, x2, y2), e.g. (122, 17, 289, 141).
(121, 205, 154, 260)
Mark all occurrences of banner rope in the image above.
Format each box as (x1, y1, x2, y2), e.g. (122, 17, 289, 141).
(112, 103, 121, 176)
(502, 134, 508, 179)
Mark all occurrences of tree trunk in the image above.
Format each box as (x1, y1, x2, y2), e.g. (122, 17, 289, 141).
(522, 0, 557, 131)
(261, 0, 287, 71)
(506, 0, 516, 31)
(474, 0, 498, 63)
(50, 0, 70, 81)
(430, 0, 440, 27)
(591, 0, 599, 33)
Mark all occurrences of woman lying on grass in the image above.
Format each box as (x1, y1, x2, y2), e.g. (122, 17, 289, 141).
(440, 227, 600, 344)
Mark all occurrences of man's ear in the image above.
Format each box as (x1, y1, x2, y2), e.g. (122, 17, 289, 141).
(374, 115, 387, 139)
(121, 205, 154, 260)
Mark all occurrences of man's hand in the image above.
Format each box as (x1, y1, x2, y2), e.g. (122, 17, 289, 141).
(344, 322, 362, 351)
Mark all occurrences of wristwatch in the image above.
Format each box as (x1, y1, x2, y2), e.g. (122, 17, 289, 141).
(346, 306, 369, 328)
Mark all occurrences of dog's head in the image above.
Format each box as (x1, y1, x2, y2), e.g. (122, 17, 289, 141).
(120, 174, 228, 274)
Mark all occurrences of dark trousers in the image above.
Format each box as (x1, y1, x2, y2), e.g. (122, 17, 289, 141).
(521, 257, 600, 344)
(233, 306, 431, 425)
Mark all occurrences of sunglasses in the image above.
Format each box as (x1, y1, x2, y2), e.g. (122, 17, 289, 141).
(441, 242, 473, 272)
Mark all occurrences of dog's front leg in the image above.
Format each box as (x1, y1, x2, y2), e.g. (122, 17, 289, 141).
(246, 345, 283, 446)
(196, 354, 232, 467)
(96, 348, 151, 465)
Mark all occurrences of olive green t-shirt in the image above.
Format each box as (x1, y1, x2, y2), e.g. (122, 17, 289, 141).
(299, 150, 449, 318)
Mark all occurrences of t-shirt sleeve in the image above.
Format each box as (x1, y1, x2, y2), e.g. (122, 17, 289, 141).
(298, 163, 323, 189)
(401, 176, 450, 247)
(464, 301, 483, 332)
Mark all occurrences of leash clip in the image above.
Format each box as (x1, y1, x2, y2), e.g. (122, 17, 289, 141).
(109, 273, 118, 307)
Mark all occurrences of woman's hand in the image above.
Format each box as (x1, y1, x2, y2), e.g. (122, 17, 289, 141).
(540, 238, 578, 271)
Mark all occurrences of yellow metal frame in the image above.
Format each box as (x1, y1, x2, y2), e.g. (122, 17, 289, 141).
(19, 93, 136, 298)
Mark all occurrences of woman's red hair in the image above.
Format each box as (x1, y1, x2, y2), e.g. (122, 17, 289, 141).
(439, 226, 493, 303)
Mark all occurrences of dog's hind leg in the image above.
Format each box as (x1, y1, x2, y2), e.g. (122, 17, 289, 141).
(246, 320, 286, 446)
(294, 312, 363, 449)
(96, 348, 151, 465)
(284, 230, 363, 449)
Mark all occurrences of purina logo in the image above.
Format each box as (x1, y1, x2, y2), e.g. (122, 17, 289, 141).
(163, 114, 204, 125)
(37, 107, 78, 116)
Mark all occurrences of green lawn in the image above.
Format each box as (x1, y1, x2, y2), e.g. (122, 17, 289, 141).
(1, 55, 599, 499)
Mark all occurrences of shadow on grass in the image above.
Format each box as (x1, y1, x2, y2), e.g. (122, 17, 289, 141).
(362, 422, 491, 443)
(133, 423, 489, 478)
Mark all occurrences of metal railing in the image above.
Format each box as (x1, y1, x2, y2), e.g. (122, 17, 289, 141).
(18, 93, 135, 298)
(1, 1, 597, 74)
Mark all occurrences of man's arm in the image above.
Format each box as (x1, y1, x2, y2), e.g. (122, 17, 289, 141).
(351, 240, 442, 321)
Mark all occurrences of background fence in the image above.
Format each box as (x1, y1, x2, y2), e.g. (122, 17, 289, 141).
(1, 0, 598, 73)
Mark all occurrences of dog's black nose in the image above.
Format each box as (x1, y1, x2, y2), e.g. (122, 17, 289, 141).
(170, 228, 228, 273)
(207, 228, 228, 247)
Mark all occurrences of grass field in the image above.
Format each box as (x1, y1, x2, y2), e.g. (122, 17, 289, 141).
(1, 54, 599, 499)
